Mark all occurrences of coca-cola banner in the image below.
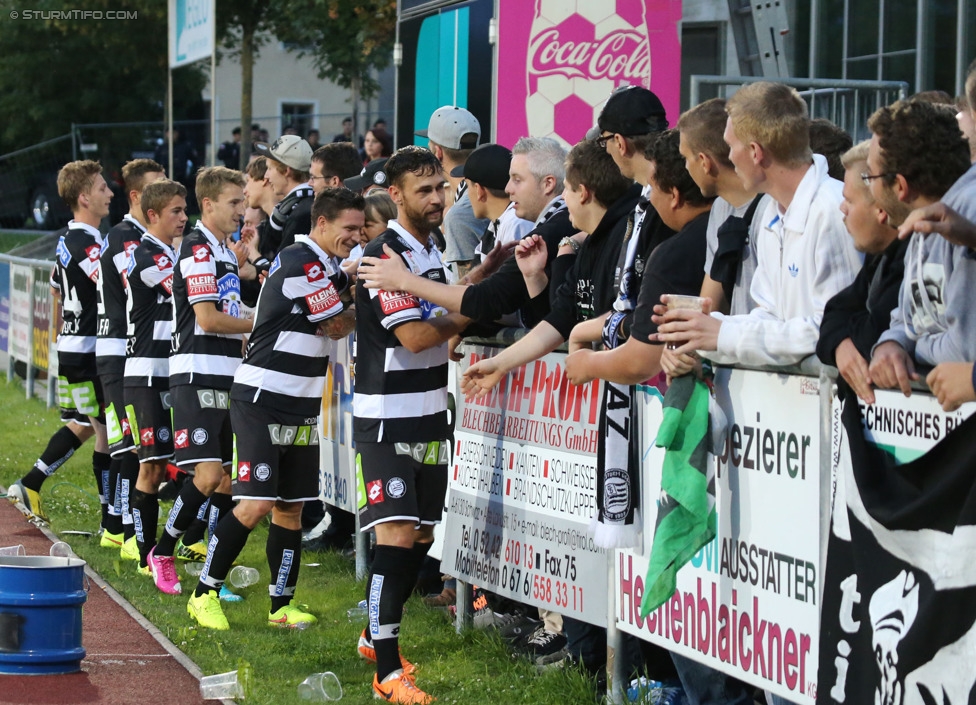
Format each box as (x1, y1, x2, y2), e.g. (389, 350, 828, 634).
(497, 0, 682, 148)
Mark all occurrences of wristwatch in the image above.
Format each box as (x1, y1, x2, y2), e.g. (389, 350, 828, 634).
(558, 237, 580, 254)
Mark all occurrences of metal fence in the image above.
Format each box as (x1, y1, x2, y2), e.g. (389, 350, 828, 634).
(689, 75, 910, 142)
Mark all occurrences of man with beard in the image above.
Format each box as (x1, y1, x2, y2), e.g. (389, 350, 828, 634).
(353, 146, 468, 704)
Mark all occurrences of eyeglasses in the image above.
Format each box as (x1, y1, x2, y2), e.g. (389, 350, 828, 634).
(596, 133, 614, 149)
(860, 171, 896, 188)
(308, 174, 328, 183)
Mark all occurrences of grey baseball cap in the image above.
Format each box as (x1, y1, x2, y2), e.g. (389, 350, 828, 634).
(415, 106, 481, 150)
(253, 135, 313, 171)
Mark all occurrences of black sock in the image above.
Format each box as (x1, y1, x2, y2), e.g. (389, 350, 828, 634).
(196, 512, 251, 597)
(93, 451, 111, 528)
(156, 482, 208, 556)
(405, 541, 433, 602)
(181, 515, 208, 547)
(120, 452, 140, 540)
(369, 545, 414, 681)
(22, 426, 84, 491)
(207, 492, 235, 539)
(130, 489, 159, 566)
(104, 456, 123, 534)
(267, 522, 302, 613)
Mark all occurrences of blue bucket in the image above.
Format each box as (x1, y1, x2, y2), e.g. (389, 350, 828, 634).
(0, 555, 87, 675)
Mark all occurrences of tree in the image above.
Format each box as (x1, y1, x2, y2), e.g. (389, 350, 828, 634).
(216, 0, 278, 168)
(273, 0, 397, 139)
(0, 0, 206, 154)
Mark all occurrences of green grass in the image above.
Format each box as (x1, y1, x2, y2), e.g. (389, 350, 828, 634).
(0, 231, 40, 253)
(0, 379, 598, 704)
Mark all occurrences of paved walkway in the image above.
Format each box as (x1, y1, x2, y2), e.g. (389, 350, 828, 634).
(0, 492, 210, 705)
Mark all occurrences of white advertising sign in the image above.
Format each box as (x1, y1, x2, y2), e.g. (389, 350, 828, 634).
(9, 264, 33, 364)
(168, 0, 214, 68)
(616, 369, 822, 704)
(442, 344, 609, 626)
(319, 336, 356, 513)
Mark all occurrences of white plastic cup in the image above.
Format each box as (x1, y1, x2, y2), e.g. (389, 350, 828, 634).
(664, 294, 706, 312)
(346, 606, 368, 622)
(184, 561, 205, 577)
(298, 672, 342, 701)
(0, 545, 26, 556)
(228, 565, 260, 589)
(199, 669, 245, 700)
(50, 542, 73, 558)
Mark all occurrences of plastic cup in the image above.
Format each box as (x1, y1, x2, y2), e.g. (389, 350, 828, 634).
(228, 565, 260, 589)
(664, 294, 706, 312)
(184, 561, 205, 577)
(50, 541, 73, 558)
(346, 606, 368, 622)
(199, 669, 245, 700)
(298, 672, 342, 701)
(0, 544, 26, 556)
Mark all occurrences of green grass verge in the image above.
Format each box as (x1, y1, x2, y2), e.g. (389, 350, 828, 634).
(0, 231, 41, 253)
(0, 379, 598, 704)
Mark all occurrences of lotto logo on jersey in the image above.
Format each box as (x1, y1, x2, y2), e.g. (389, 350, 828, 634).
(124, 241, 139, 257)
(306, 285, 341, 315)
(303, 262, 325, 282)
(367, 480, 385, 505)
(174, 429, 189, 449)
(85, 244, 101, 261)
(120, 417, 131, 436)
(152, 254, 172, 271)
(237, 462, 251, 482)
(192, 245, 211, 263)
(141, 428, 155, 446)
(186, 273, 217, 297)
(378, 290, 419, 316)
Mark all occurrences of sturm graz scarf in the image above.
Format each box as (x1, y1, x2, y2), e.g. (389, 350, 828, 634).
(819, 396, 976, 705)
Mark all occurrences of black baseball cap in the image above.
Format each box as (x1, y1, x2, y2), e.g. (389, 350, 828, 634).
(597, 85, 668, 136)
(344, 158, 389, 191)
(449, 143, 512, 191)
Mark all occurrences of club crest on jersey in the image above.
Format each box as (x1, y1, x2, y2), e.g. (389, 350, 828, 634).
(152, 253, 172, 270)
(192, 245, 211, 263)
(306, 285, 340, 315)
(378, 290, 418, 316)
(303, 261, 325, 282)
(186, 273, 217, 297)
(56, 238, 71, 266)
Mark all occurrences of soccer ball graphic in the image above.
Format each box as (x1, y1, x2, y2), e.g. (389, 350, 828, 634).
(525, 0, 651, 146)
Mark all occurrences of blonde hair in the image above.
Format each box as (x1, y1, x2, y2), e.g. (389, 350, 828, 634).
(726, 82, 812, 168)
(840, 140, 870, 170)
(195, 166, 245, 209)
(57, 160, 102, 211)
(676, 98, 733, 169)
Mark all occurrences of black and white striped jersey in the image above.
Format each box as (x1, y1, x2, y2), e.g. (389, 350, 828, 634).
(231, 235, 348, 416)
(123, 234, 175, 390)
(51, 221, 103, 368)
(169, 223, 245, 390)
(96, 216, 145, 375)
(353, 223, 450, 443)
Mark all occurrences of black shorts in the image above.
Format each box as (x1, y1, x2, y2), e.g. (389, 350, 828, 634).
(230, 399, 320, 503)
(102, 373, 135, 457)
(124, 386, 173, 462)
(57, 359, 105, 425)
(356, 441, 449, 532)
(171, 385, 234, 469)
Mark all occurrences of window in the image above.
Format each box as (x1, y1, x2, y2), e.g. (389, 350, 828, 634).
(281, 103, 315, 139)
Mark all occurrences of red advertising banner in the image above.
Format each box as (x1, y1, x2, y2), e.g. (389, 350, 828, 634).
(496, 0, 682, 148)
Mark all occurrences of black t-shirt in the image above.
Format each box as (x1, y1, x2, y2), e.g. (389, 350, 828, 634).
(629, 211, 710, 345)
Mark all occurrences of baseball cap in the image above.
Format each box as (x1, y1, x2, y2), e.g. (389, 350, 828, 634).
(415, 106, 481, 150)
(450, 144, 512, 191)
(344, 158, 389, 192)
(597, 86, 668, 136)
(253, 135, 313, 171)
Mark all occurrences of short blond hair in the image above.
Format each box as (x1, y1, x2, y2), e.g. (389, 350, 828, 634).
(840, 140, 870, 170)
(676, 98, 733, 169)
(57, 160, 102, 211)
(141, 179, 187, 219)
(726, 82, 812, 168)
(195, 166, 245, 209)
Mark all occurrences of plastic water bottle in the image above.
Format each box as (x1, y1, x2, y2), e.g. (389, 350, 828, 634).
(626, 678, 685, 704)
(228, 565, 260, 588)
(346, 599, 368, 621)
